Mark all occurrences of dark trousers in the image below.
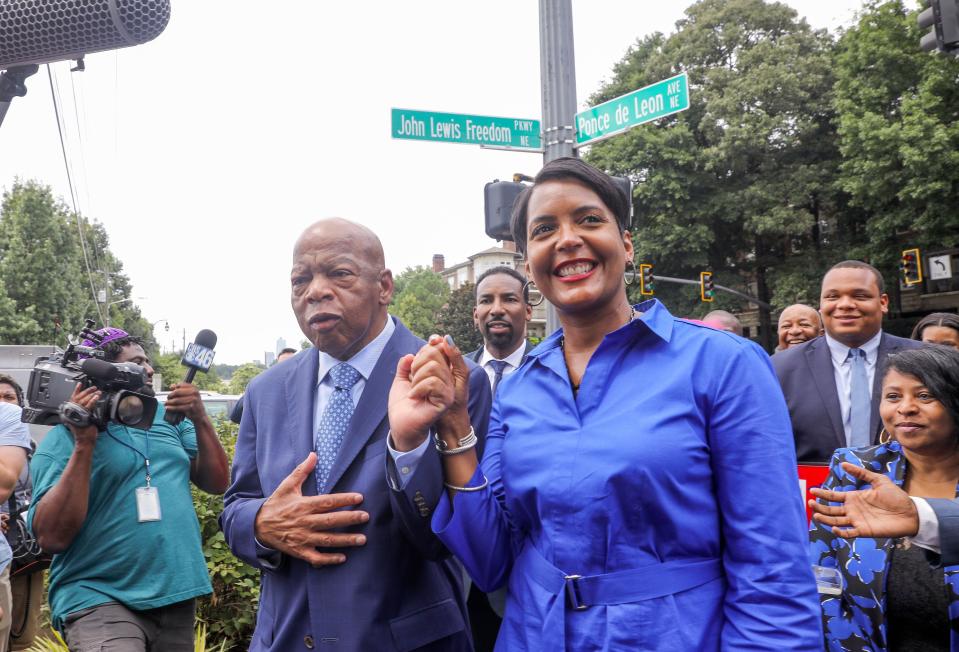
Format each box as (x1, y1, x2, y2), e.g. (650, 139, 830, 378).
(63, 599, 195, 652)
(467, 585, 502, 652)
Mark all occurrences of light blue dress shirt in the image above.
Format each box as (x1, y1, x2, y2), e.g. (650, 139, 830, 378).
(823, 330, 882, 446)
(432, 300, 822, 650)
(314, 315, 395, 430)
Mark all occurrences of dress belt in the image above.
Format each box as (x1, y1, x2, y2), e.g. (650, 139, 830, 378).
(522, 542, 723, 610)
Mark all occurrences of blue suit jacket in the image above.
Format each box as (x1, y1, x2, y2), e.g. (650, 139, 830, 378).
(771, 332, 921, 463)
(220, 318, 492, 652)
(929, 499, 959, 567)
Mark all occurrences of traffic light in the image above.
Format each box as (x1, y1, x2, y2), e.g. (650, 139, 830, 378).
(901, 248, 923, 286)
(918, 0, 959, 55)
(639, 263, 654, 296)
(700, 271, 715, 302)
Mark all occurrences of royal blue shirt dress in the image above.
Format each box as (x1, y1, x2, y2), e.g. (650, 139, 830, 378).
(433, 300, 823, 650)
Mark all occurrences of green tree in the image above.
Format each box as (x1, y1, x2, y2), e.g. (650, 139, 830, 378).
(227, 363, 264, 395)
(586, 0, 839, 347)
(153, 351, 223, 392)
(436, 282, 482, 353)
(390, 266, 450, 339)
(0, 284, 41, 343)
(0, 180, 88, 344)
(0, 180, 158, 349)
(831, 0, 959, 287)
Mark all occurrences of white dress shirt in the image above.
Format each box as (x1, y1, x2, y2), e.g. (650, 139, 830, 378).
(824, 330, 882, 446)
(478, 340, 528, 389)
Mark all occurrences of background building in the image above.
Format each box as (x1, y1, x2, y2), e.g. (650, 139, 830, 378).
(433, 244, 547, 340)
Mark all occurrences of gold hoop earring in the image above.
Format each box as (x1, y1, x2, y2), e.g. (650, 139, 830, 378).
(624, 260, 636, 286)
(879, 428, 892, 445)
(522, 280, 545, 307)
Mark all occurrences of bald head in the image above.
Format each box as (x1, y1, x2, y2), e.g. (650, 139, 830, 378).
(294, 218, 385, 270)
(777, 303, 822, 350)
(291, 217, 394, 359)
(703, 310, 742, 336)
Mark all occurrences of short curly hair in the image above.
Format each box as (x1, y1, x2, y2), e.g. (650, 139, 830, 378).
(98, 335, 147, 362)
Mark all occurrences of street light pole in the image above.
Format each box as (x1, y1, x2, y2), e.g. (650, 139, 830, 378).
(539, 0, 578, 334)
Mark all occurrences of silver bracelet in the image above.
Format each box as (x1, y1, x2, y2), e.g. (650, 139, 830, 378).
(434, 427, 477, 455)
(444, 475, 489, 492)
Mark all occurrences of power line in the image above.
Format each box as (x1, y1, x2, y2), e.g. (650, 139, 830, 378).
(46, 63, 106, 326)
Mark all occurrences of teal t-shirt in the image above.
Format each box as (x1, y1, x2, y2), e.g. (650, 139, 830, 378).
(28, 404, 212, 631)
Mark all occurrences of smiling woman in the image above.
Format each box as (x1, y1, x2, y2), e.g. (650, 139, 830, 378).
(810, 346, 959, 652)
(390, 158, 823, 650)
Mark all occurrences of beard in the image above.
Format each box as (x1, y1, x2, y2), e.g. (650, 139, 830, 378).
(484, 322, 515, 347)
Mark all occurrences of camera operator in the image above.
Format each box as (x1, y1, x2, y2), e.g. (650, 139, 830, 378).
(27, 328, 229, 651)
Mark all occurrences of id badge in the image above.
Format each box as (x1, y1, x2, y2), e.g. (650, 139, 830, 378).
(812, 565, 843, 595)
(136, 486, 162, 522)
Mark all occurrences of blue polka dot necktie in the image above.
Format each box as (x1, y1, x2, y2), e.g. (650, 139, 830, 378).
(488, 360, 508, 395)
(314, 363, 362, 494)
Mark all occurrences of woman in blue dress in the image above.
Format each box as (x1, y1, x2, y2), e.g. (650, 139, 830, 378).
(388, 157, 822, 650)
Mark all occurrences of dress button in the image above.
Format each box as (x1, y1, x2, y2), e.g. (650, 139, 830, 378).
(304, 635, 315, 649)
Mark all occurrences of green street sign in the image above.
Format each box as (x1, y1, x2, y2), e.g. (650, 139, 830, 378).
(391, 108, 541, 150)
(574, 72, 690, 147)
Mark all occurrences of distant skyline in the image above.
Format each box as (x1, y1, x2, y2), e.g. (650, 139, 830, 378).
(0, 1, 867, 363)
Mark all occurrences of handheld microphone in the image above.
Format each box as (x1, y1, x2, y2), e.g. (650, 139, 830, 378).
(164, 329, 217, 426)
(0, 0, 171, 70)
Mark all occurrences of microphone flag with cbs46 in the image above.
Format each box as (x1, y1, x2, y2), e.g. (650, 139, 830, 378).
(163, 329, 217, 426)
(0, 0, 171, 71)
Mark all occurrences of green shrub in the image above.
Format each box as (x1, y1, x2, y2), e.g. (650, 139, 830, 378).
(193, 420, 259, 650)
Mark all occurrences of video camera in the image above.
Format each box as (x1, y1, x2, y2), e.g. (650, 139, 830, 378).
(21, 320, 158, 430)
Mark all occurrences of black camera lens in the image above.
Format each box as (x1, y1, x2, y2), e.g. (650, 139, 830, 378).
(116, 395, 145, 426)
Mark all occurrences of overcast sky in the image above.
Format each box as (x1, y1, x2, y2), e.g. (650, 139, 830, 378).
(0, 1, 867, 364)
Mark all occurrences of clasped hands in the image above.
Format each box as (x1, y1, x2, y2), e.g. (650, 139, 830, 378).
(254, 335, 467, 567)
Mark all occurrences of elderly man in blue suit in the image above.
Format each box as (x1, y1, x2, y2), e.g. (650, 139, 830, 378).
(220, 218, 492, 651)
(772, 260, 921, 463)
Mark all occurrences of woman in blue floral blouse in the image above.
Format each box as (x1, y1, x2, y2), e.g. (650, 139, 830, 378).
(810, 345, 959, 651)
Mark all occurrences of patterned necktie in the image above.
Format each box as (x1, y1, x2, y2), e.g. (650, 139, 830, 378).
(314, 363, 362, 494)
(488, 360, 508, 395)
(848, 348, 871, 448)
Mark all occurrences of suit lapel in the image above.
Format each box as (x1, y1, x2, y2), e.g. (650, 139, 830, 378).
(871, 332, 897, 438)
(324, 320, 411, 493)
(286, 349, 319, 496)
(805, 338, 845, 450)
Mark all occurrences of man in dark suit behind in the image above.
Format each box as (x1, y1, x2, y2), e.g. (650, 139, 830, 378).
(772, 260, 922, 463)
(462, 265, 532, 650)
(467, 266, 534, 387)
(220, 218, 492, 651)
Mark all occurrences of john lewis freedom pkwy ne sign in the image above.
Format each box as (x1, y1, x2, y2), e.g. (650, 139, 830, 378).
(391, 108, 542, 151)
(574, 72, 689, 147)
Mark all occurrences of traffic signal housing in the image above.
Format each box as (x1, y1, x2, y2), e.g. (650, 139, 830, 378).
(918, 0, 959, 54)
(901, 248, 923, 286)
(639, 263, 654, 296)
(484, 180, 525, 241)
(700, 271, 715, 302)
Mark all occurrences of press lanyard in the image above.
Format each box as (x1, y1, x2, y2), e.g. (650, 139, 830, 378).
(107, 425, 152, 487)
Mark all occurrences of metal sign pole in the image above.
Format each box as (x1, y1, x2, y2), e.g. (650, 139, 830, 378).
(539, 0, 578, 334)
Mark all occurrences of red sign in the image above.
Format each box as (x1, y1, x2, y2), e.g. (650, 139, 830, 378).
(798, 464, 831, 522)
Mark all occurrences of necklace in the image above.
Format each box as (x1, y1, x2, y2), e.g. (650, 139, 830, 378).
(563, 304, 636, 393)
